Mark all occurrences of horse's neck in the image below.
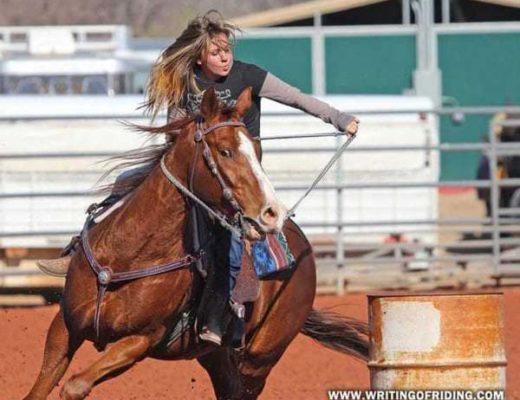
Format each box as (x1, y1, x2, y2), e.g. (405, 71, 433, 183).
(92, 165, 189, 267)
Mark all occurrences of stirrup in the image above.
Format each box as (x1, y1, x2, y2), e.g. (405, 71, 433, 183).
(229, 300, 246, 350)
(231, 317, 246, 351)
(198, 327, 222, 346)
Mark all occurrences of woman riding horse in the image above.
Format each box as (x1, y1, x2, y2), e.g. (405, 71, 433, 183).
(39, 10, 359, 346)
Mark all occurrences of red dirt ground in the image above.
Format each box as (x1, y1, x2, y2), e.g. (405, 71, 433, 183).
(1, 288, 518, 399)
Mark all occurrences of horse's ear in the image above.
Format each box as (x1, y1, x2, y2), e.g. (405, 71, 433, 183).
(200, 87, 219, 119)
(235, 87, 252, 118)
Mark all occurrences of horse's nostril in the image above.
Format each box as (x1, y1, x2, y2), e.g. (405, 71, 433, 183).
(266, 207, 277, 218)
(260, 205, 278, 225)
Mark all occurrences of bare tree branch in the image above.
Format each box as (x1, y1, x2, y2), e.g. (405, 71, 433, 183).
(0, 0, 305, 36)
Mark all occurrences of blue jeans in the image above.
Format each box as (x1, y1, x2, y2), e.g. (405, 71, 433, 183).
(228, 233, 243, 293)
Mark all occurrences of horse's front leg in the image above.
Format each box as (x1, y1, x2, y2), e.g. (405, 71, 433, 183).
(198, 346, 275, 400)
(59, 335, 151, 400)
(24, 309, 83, 400)
(198, 348, 245, 400)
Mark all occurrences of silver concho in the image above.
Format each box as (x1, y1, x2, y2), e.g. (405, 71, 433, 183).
(98, 268, 112, 285)
(223, 188, 233, 200)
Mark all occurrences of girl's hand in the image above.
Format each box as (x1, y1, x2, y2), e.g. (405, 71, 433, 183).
(346, 118, 360, 136)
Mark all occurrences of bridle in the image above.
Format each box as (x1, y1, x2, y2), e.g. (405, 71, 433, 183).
(160, 116, 266, 239)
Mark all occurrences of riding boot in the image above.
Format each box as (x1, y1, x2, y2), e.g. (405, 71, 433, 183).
(198, 229, 239, 346)
(37, 255, 73, 277)
(198, 260, 232, 345)
(37, 235, 80, 277)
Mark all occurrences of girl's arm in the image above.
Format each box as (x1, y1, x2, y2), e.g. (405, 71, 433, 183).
(259, 72, 358, 133)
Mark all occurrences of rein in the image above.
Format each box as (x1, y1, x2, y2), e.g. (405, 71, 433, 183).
(82, 117, 354, 343)
(286, 132, 356, 218)
(159, 156, 242, 237)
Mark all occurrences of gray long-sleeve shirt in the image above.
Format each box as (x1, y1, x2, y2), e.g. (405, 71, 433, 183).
(259, 72, 354, 132)
(168, 60, 355, 137)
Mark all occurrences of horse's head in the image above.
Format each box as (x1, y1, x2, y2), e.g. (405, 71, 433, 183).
(167, 87, 287, 240)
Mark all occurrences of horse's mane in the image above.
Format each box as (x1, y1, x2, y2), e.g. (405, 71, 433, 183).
(98, 106, 236, 197)
(97, 115, 195, 196)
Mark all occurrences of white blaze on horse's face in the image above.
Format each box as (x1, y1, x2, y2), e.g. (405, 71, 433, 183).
(237, 131, 287, 232)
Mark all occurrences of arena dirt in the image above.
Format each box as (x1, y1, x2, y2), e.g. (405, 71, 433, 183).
(1, 288, 518, 399)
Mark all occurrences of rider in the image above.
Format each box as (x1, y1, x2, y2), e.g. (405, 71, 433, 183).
(38, 10, 359, 345)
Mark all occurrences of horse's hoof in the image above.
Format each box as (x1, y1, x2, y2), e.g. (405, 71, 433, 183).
(60, 377, 91, 400)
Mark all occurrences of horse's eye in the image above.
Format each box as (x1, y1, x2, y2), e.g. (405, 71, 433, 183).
(220, 149, 233, 158)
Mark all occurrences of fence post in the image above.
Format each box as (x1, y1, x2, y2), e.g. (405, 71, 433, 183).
(311, 12, 325, 96)
(488, 122, 501, 276)
(335, 135, 345, 295)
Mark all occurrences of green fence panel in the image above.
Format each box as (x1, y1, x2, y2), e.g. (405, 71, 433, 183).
(325, 35, 416, 95)
(235, 37, 312, 93)
(439, 33, 520, 180)
(440, 115, 492, 181)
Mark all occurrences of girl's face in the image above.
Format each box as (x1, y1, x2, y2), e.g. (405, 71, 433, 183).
(197, 32, 233, 80)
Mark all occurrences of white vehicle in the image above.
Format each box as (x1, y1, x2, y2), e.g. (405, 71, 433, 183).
(0, 26, 152, 95)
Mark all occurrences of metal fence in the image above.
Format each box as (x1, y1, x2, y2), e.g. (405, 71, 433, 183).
(1, 106, 520, 293)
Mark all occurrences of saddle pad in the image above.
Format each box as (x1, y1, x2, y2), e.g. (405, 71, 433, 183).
(231, 242, 260, 304)
(251, 232, 295, 278)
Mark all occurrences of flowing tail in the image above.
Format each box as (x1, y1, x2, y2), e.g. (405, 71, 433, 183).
(300, 308, 369, 361)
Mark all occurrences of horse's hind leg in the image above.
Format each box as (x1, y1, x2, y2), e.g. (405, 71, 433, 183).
(24, 310, 83, 400)
(60, 335, 150, 400)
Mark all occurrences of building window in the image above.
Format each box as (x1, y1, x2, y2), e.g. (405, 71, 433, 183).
(49, 77, 71, 95)
(81, 76, 108, 94)
(13, 77, 44, 94)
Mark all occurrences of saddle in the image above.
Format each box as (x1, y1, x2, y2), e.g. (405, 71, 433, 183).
(231, 233, 296, 303)
(231, 241, 260, 304)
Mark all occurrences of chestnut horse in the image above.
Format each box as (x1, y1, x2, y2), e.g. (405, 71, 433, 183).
(24, 87, 368, 400)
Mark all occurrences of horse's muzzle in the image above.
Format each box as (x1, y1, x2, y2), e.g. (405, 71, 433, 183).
(259, 203, 287, 232)
(241, 203, 287, 241)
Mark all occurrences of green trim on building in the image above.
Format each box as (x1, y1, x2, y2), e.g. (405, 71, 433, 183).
(439, 33, 520, 180)
(325, 35, 416, 95)
(439, 33, 520, 106)
(235, 37, 313, 93)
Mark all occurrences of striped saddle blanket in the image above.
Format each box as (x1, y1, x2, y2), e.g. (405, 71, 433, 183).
(251, 231, 296, 278)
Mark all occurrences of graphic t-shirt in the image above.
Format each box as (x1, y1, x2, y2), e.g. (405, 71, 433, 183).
(182, 60, 268, 138)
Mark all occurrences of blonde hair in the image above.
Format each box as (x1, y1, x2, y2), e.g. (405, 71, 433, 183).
(144, 10, 238, 119)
